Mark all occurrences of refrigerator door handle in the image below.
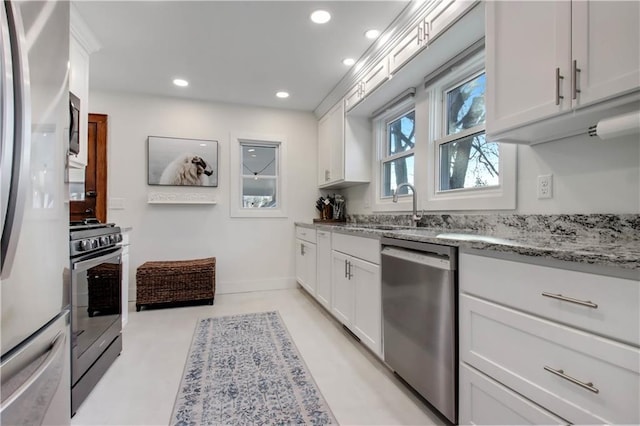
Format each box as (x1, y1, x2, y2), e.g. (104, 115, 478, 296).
(1, 0, 32, 279)
(0, 331, 66, 411)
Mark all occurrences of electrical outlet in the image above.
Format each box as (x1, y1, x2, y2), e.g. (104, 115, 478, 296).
(537, 174, 553, 199)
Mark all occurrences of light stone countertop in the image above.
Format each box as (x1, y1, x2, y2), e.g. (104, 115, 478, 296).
(296, 222, 640, 275)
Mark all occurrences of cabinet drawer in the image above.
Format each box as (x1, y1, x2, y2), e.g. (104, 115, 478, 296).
(460, 294, 640, 425)
(332, 232, 379, 265)
(295, 226, 316, 243)
(460, 363, 567, 425)
(460, 253, 640, 346)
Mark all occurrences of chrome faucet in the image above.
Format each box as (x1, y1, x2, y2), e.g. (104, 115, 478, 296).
(392, 183, 423, 226)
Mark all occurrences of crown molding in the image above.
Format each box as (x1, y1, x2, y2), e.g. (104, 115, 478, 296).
(70, 2, 102, 55)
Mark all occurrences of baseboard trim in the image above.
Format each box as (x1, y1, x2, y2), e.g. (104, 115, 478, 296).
(213, 277, 297, 295)
(128, 277, 297, 301)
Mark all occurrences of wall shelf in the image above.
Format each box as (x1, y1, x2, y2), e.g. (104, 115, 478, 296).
(147, 192, 216, 204)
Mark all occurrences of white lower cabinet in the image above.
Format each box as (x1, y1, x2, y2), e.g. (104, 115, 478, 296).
(331, 233, 382, 357)
(460, 364, 567, 425)
(459, 252, 640, 425)
(315, 230, 332, 309)
(295, 239, 316, 295)
(331, 251, 353, 324)
(351, 256, 381, 356)
(295, 226, 317, 297)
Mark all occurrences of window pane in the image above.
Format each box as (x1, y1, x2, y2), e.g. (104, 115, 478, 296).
(242, 177, 277, 208)
(439, 133, 499, 191)
(387, 110, 415, 155)
(447, 73, 485, 135)
(242, 145, 276, 177)
(382, 154, 414, 197)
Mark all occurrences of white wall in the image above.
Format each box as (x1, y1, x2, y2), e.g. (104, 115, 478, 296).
(343, 132, 640, 215)
(89, 91, 318, 299)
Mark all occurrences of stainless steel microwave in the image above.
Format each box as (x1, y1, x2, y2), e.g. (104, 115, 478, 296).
(69, 92, 80, 155)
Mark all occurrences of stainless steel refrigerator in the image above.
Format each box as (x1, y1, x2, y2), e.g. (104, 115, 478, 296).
(1, 1, 71, 424)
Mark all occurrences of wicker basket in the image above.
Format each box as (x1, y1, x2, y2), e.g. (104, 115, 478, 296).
(135, 257, 216, 311)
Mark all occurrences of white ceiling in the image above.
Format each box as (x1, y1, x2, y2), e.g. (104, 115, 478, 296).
(73, 1, 410, 112)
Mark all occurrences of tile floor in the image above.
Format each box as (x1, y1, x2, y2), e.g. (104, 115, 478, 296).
(71, 288, 446, 425)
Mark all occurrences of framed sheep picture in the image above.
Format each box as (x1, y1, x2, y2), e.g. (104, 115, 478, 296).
(147, 136, 218, 187)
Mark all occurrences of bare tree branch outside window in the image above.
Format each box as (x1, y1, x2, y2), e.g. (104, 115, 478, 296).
(440, 73, 499, 191)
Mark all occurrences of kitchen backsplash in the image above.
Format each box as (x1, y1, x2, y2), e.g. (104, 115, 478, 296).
(347, 213, 640, 240)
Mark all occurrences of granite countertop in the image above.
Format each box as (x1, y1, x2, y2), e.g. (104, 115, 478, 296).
(296, 221, 640, 273)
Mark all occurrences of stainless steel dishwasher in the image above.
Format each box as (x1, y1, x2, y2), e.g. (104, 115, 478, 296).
(381, 237, 457, 424)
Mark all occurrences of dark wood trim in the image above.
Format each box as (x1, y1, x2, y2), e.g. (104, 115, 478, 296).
(91, 113, 108, 223)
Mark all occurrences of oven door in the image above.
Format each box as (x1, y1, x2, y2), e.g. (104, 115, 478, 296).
(70, 247, 122, 385)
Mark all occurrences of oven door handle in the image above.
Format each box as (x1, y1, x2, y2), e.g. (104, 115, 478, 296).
(73, 247, 122, 271)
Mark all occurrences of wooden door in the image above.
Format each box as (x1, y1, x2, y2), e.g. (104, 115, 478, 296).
(70, 113, 107, 222)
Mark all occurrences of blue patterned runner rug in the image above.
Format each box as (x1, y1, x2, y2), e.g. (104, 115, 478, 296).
(171, 311, 338, 425)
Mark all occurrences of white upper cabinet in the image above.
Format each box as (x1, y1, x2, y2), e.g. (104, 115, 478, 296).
(317, 101, 371, 189)
(68, 4, 100, 168)
(389, 0, 477, 74)
(486, 0, 640, 144)
(571, 1, 640, 108)
(388, 20, 426, 74)
(317, 101, 344, 186)
(427, 0, 477, 45)
(345, 58, 390, 112)
(486, 1, 572, 137)
(68, 35, 90, 168)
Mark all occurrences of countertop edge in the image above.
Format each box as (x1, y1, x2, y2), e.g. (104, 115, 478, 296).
(294, 222, 640, 275)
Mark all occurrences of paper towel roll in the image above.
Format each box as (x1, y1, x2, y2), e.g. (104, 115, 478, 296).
(589, 111, 640, 140)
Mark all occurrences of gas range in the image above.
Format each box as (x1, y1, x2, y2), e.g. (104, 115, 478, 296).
(69, 219, 122, 258)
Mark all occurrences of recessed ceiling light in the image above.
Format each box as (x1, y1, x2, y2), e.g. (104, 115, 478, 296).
(342, 58, 355, 66)
(365, 29, 380, 39)
(248, 148, 255, 152)
(310, 10, 331, 24)
(173, 78, 189, 87)
(200, 143, 207, 147)
(276, 91, 290, 99)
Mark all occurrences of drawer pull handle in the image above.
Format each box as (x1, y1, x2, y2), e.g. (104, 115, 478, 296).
(541, 292, 598, 309)
(544, 366, 599, 394)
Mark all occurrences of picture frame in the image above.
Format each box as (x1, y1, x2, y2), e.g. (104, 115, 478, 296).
(147, 136, 218, 187)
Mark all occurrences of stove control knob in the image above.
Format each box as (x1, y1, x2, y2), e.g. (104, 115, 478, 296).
(116, 234, 123, 243)
(109, 234, 116, 243)
(79, 240, 90, 251)
(100, 236, 109, 246)
(91, 239, 99, 249)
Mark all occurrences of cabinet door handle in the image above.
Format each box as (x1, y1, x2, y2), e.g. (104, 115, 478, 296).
(544, 366, 599, 394)
(348, 261, 353, 279)
(555, 68, 564, 106)
(300, 244, 305, 256)
(325, 169, 330, 181)
(424, 21, 429, 45)
(541, 292, 598, 309)
(572, 60, 581, 100)
(344, 259, 348, 278)
(417, 25, 423, 46)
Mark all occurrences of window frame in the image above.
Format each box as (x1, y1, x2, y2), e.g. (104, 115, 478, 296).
(371, 98, 417, 212)
(423, 51, 516, 211)
(230, 134, 287, 218)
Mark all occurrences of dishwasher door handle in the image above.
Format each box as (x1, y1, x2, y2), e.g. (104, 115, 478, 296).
(382, 246, 451, 270)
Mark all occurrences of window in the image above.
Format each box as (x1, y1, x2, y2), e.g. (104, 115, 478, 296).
(438, 72, 499, 191)
(241, 143, 278, 208)
(382, 109, 415, 197)
(372, 98, 418, 211)
(230, 135, 287, 218)
(424, 51, 516, 210)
